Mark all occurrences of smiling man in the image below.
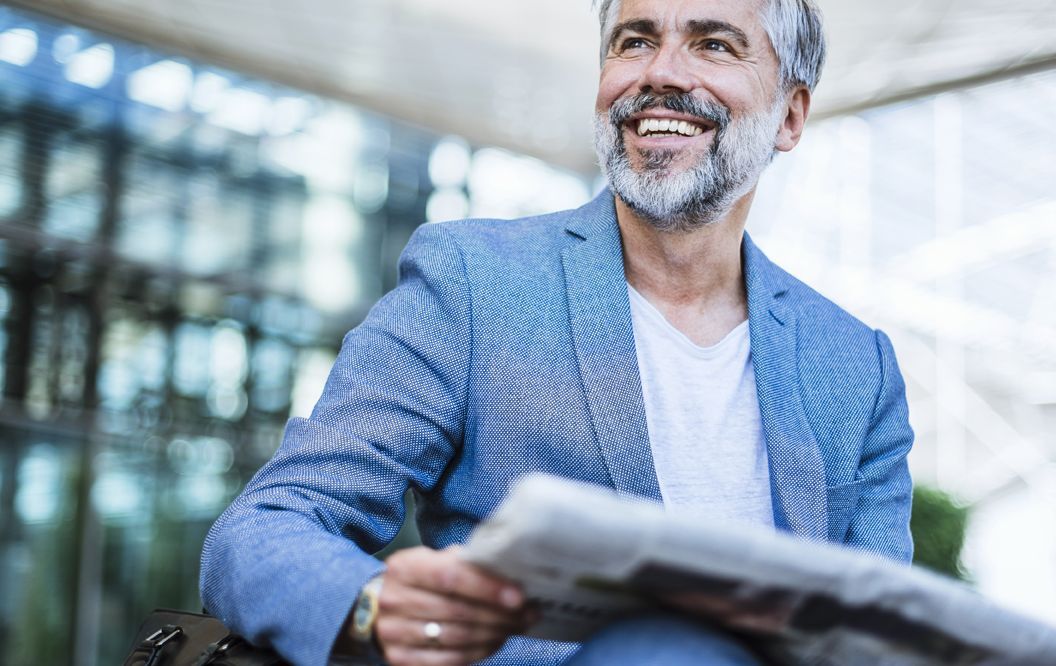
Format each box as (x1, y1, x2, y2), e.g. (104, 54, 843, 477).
(200, 0, 914, 665)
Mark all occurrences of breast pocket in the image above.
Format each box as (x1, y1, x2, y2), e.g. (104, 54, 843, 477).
(826, 478, 866, 543)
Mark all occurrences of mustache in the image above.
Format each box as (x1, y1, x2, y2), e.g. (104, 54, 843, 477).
(609, 93, 731, 133)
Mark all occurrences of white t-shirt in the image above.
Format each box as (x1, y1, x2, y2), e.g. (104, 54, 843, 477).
(628, 284, 775, 526)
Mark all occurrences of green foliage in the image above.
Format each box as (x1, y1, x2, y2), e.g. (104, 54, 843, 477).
(910, 485, 970, 581)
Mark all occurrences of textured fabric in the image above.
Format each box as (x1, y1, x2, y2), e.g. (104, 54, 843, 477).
(199, 191, 914, 666)
(628, 285, 773, 525)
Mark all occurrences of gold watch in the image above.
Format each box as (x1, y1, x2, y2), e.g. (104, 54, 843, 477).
(350, 575, 384, 646)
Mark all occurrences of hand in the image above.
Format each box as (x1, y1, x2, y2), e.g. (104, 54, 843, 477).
(370, 546, 535, 666)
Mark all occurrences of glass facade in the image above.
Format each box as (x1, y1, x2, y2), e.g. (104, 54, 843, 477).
(0, 7, 590, 665)
(749, 69, 1056, 622)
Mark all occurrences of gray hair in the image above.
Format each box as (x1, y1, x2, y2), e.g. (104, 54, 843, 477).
(594, 0, 827, 92)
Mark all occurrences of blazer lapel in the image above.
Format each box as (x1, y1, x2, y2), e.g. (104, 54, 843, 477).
(561, 194, 662, 501)
(743, 233, 828, 540)
(555, 196, 827, 527)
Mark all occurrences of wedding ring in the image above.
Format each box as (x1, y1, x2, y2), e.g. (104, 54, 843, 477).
(423, 621, 443, 645)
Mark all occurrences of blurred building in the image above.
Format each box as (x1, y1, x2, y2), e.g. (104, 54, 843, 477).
(747, 69, 1056, 625)
(0, 1, 1053, 665)
(0, 7, 588, 664)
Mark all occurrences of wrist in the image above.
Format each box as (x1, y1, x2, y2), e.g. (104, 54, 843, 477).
(351, 575, 384, 644)
(335, 574, 385, 659)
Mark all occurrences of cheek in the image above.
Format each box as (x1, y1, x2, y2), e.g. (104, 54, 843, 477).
(596, 65, 642, 113)
(711, 63, 775, 110)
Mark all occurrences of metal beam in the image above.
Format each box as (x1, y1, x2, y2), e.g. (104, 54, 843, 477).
(813, 54, 1056, 121)
(886, 202, 1056, 283)
(895, 334, 1051, 504)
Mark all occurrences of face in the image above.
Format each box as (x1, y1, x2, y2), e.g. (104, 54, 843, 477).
(593, 0, 803, 229)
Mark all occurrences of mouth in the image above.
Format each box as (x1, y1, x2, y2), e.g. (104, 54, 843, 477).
(624, 114, 717, 141)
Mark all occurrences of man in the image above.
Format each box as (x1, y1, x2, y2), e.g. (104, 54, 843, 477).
(200, 0, 914, 664)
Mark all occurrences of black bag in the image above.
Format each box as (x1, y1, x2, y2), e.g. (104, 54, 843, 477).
(124, 609, 290, 666)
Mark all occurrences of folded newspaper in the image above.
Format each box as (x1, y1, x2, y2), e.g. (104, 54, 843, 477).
(462, 474, 1056, 665)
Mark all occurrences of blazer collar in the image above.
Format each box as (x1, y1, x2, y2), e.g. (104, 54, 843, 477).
(562, 191, 827, 539)
(561, 192, 663, 501)
(743, 234, 828, 540)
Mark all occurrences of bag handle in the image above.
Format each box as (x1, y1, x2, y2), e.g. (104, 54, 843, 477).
(124, 624, 184, 666)
(193, 634, 245, 666)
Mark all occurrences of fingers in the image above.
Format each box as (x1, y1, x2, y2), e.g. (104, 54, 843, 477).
(369, 546, 533, 665)
(385, 546, 524, 610)
(379, 582, 529, 627)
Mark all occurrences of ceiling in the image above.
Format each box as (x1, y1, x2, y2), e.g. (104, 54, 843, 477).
(10, 0, 1056, 172)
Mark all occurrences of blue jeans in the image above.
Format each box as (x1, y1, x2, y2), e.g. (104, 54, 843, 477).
(567, 614, 766, 666)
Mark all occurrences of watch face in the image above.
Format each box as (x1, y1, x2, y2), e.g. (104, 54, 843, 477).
(352, 583, 381, 641)
(353, 605, 371, 632)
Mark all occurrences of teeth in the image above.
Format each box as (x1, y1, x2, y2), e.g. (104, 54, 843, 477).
(635, 118, 705, 137)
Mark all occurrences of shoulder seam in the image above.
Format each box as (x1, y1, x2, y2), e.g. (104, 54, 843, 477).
(432, 223, 475, 449)
(867, 329, 890, 427)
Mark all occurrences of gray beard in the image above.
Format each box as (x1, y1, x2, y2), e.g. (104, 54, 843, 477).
(593, 94, 784, 232)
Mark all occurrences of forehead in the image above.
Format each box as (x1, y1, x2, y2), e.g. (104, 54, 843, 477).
(614, 0, 768, 35)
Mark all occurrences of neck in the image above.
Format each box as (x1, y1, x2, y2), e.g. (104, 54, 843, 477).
(616, 191, 753, 312)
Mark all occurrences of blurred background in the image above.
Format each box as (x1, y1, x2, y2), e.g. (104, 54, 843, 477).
(0, 0, 1052, 663)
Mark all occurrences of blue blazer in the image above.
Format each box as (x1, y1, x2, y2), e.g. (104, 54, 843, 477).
(200, 192, 914, 666)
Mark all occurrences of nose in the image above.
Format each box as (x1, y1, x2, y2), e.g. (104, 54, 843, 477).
(637, 43, 694, 95)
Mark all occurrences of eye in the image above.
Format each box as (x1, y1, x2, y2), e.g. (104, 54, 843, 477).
(701, 39, 732, 53)
(618, 37, 651, 52)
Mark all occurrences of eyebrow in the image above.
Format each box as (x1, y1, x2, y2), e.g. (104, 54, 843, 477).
(608, 19, 659, 52)
(608, 18, 752, 53)
(685, 19, 751, 50)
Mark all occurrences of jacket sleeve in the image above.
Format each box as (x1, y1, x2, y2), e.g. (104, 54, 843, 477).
(844, 329, 915, 563)
(199, 222, 473, 666)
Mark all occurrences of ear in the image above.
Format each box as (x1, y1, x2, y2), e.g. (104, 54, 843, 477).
(775, 86, 811, 153)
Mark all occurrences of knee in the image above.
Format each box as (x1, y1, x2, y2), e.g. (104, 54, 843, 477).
(569, 614, 764, 666)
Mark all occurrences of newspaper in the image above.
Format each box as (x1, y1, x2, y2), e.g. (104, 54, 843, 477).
(462, 474, 1056, 665)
